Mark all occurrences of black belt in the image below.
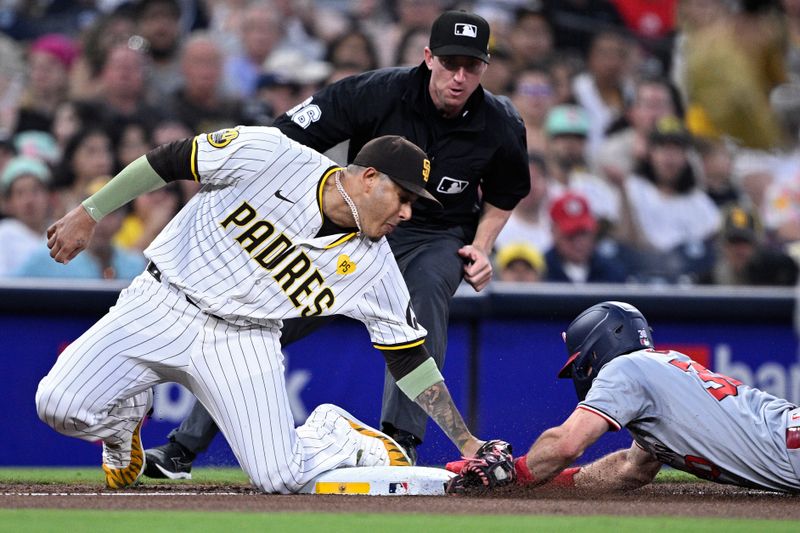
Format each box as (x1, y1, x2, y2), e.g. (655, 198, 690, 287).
(146, 260, 162, 282)
(146, 261, 215, 316)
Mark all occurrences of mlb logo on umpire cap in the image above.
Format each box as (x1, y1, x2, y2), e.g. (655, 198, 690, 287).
(429, 11, 490, 63)
(454, 23, 477, 38)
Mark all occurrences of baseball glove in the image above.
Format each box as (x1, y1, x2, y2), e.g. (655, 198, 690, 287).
(445, 439, 516, 495)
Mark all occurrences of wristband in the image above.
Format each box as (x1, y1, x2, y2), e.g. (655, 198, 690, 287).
(551, 466, 581, 487)
(514, 455, 535, 485)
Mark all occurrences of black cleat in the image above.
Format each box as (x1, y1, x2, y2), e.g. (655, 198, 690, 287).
(143, 440, 196, 480)
(391, 430, 421, 466)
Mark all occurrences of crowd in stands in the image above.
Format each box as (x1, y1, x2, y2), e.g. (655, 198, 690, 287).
(1, 0, 800, 287)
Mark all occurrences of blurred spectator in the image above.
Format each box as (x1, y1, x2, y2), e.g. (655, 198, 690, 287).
(16, 34, 78, 134)
(572, 29, 636, 161)
(15, 176, 145, 280)
(480, 46, 515, 96)
(543, 0, 626, 58)
(13, 130, 60, 167)
(271, 0, 327, 62)
(683, 0, 787, 149)
(733, 149, 778, 221)
(547, 50, 584, 105)
(92, 42, 164, 132)
(670, 0, 729, 105)
(0, 139, 15, 180)
(135, 0, 185, 102)
(610, 0, 677, 40)
(510, 67, 557, 153)
(544, 104, 621, 231)
(114, 182, 183, 253)
(544, 191, 628, 283)
(69, 6, 137, 101)
(52, 126, 115, 218)
(615, 116, 720, 282)
(495, 242, 546, 282)
(50, 100, 108, 153)
(495, 152, 553, 253)
(0, 35, 26, 140)
(507, 7, 554, 72)
(701, 205, 799, 286)
(695, 137, 741, 208)
(167, 32, 248, 134)
(151, 118, 194, 147)
(596, 77, 678, 182)
(784, 0, 800, 82)
(394, 26, 429, 67)
(609, 0, 677, 73)
(325, 29, 380, 73)
(0, 157, 51, 276)
(150, 118, 200, 200)
(368, 0, 447, 68)
(249, 73, 303, 126)
(113, 118, 153, 170)
(221, 1, 284, 99)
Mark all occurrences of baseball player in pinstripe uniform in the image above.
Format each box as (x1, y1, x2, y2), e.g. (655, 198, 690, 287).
(448, 301, 800, 493)
(36, 127, 509, 492)
(144, 10, 530, 477)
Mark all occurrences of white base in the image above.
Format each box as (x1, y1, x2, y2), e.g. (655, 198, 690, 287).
(298, 466, 455, 496)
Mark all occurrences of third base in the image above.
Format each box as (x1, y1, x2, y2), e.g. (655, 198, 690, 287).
(298, 466, 455, 496)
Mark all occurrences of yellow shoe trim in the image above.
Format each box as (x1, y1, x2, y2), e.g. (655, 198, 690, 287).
(103, 419, 146, 489)
(345, 420, 411, 467)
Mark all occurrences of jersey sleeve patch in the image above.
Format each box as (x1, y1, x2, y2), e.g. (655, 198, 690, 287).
(206, 128, 240, 148)
(577, 404, 622, 431)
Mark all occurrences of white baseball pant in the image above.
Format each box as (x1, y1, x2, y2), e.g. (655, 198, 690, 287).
(35, 272, 370, 493)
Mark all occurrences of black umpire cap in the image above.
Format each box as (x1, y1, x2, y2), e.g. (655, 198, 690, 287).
(429, 11, 491, 64)
(353, 136, 441, 206)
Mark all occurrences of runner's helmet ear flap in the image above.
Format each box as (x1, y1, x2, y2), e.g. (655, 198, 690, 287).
(558, 301, 653, 401)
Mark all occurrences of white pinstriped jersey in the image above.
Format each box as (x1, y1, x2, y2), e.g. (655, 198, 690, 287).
(580, 349, 800, 492)
(146, 126, 426, 348)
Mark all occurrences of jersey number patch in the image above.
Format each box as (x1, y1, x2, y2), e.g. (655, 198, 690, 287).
(668, 358, 743, 401)
(287, 97, 322, 129)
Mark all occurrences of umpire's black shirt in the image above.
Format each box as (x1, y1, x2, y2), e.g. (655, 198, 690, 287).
(273, 63, 530, 230)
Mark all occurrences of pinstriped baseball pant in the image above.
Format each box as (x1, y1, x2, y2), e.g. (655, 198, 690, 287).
(35, 273, 364, 493)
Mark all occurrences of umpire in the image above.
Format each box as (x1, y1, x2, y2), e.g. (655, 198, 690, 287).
(145, 10, 529, 476)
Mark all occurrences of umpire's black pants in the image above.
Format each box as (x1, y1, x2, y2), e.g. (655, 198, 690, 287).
(168, 224, 472, 453)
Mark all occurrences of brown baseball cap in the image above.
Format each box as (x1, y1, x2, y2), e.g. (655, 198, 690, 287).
(353, 135, 441, 206)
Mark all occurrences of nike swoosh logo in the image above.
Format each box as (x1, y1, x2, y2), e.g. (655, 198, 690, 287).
(274, 189, 295, 204)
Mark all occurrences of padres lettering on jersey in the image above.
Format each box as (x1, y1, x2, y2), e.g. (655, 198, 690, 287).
(220, 200, 335, 317)
(144, 126, 426, 347)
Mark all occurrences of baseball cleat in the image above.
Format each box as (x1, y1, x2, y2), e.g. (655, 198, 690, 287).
(321, 404, 412, 467)
(143, 441, 195, 480)
(102, 417, 146, 489)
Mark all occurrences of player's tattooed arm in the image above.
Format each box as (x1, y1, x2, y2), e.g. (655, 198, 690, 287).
(415, 381, 482, 456)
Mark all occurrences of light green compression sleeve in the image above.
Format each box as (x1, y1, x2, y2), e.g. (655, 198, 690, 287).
(80, 155, 167, 222)
(396, 358, 444, 401)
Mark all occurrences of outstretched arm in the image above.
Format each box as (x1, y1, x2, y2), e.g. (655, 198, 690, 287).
(521, 408, 610, 484)
(414, 380, 482, 456)
(571, 441, 661, 491)
(519, 407, 660, 491)
(48, 156, 167, 264)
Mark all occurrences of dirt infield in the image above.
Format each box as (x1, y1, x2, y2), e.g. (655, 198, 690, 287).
(2, 481, 799, 519)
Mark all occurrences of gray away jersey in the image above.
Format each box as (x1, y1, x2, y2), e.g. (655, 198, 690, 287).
(145, 126, 426, 349)
(580, 349, 800, 492)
